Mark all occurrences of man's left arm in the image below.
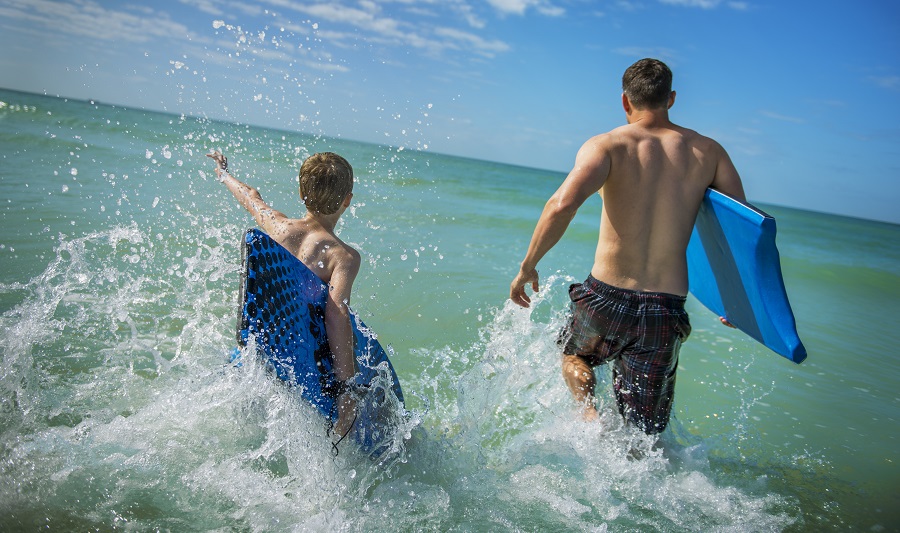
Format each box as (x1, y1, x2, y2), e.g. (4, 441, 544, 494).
(710, 142, 746, 202)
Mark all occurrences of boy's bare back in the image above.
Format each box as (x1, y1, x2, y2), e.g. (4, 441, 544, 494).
(268, 218, 360, 286)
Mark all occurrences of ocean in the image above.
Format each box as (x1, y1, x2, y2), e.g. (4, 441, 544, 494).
(1, 87, 898, 531)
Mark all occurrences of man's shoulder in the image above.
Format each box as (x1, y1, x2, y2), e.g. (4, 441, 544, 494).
(592, 125, 631, 142)
(579, 128, 628, 154)
(671, 124, 723, 150)
(589, 124, 660, 146)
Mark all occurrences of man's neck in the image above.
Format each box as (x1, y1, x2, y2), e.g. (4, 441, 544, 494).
(627, 108, 672, 128)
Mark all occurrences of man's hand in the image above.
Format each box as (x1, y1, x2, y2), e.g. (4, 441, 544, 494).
(719, 316, 736, 328)
(510, 267, 540, 308)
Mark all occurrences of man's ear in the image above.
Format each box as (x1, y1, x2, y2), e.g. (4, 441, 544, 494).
(667, 90, 676, 109)
(622, 92, 631, 114)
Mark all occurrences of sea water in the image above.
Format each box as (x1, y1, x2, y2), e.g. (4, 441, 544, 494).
(1, 88, 898, 531)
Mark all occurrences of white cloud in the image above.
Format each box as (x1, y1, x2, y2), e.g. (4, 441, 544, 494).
(434, 27, 511, 56)
(451, 2, 487, 29)
(659, 0, 720, 8)
(869, 75, 900, 91)
(289, 2, 404, 35)
(760, 110, 805, 124)
(178, 0, 224, 16)
(256, 0, 514, 59)
(0, 0, 192, 43)
(229, 1, 267, 17)
(204, 24, 347, 75)
(538, 5, 565, 16)
(485, 0, 564, 16)
(615, 1, 644, 11)
(614, 46, 679, 64)
(659, 0, 750, 9)
(486, 0, 528, 15)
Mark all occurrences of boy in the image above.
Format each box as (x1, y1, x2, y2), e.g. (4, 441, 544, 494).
(208, 150, 361, 443)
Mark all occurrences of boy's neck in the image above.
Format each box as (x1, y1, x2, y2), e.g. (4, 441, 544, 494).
(304, 211, 342, 233)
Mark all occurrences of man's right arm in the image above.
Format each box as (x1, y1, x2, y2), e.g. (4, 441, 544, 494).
(510, 136, 611, 307)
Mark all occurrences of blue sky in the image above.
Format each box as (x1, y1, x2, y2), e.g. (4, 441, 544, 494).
(0, 0, 898, 223)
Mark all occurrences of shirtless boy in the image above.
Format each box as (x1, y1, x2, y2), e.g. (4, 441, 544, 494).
(509, 58, 746, 434)
(208, 150, 361, 443)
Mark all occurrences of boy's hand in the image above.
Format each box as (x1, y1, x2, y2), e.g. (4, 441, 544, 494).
(719, 317, 736, 328)
(206, 151, 228, 181)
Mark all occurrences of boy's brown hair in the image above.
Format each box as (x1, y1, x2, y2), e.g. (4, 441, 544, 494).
(298, 152, 354, 215)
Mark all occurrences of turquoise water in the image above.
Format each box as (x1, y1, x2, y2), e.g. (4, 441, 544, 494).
(1, 88, 898, 531)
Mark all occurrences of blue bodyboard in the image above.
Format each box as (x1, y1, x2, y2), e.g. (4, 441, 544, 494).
(687, 189, 806, 363)
(236, 228, 404, 452)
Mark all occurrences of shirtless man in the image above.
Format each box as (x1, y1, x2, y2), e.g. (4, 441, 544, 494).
(208, 150, 361, 443)
(509, 58, 746, 434)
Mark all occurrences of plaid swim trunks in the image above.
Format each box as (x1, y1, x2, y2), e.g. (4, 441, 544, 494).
(559, 275, 691, 434)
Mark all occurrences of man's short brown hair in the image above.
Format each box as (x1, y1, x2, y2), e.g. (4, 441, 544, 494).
(622, 58, 673, 110)
(298, 152, 353, 215)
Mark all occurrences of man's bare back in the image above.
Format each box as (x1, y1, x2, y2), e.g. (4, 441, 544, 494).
(509, 107, 744, 308)
(588, 120, 744, 296)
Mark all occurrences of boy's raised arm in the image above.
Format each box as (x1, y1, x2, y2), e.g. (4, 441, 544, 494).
(207, 151, 288, 236)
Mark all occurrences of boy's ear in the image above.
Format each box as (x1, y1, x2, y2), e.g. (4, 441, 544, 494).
(343, 192, 353, 208)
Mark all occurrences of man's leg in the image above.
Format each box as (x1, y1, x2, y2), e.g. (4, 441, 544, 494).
(611, 339, 681, 435)
(562, 354, 599, 421)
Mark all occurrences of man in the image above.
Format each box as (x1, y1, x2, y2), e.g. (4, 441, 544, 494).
(509, 58, 746, 434)
(208, 150, 361, 444)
